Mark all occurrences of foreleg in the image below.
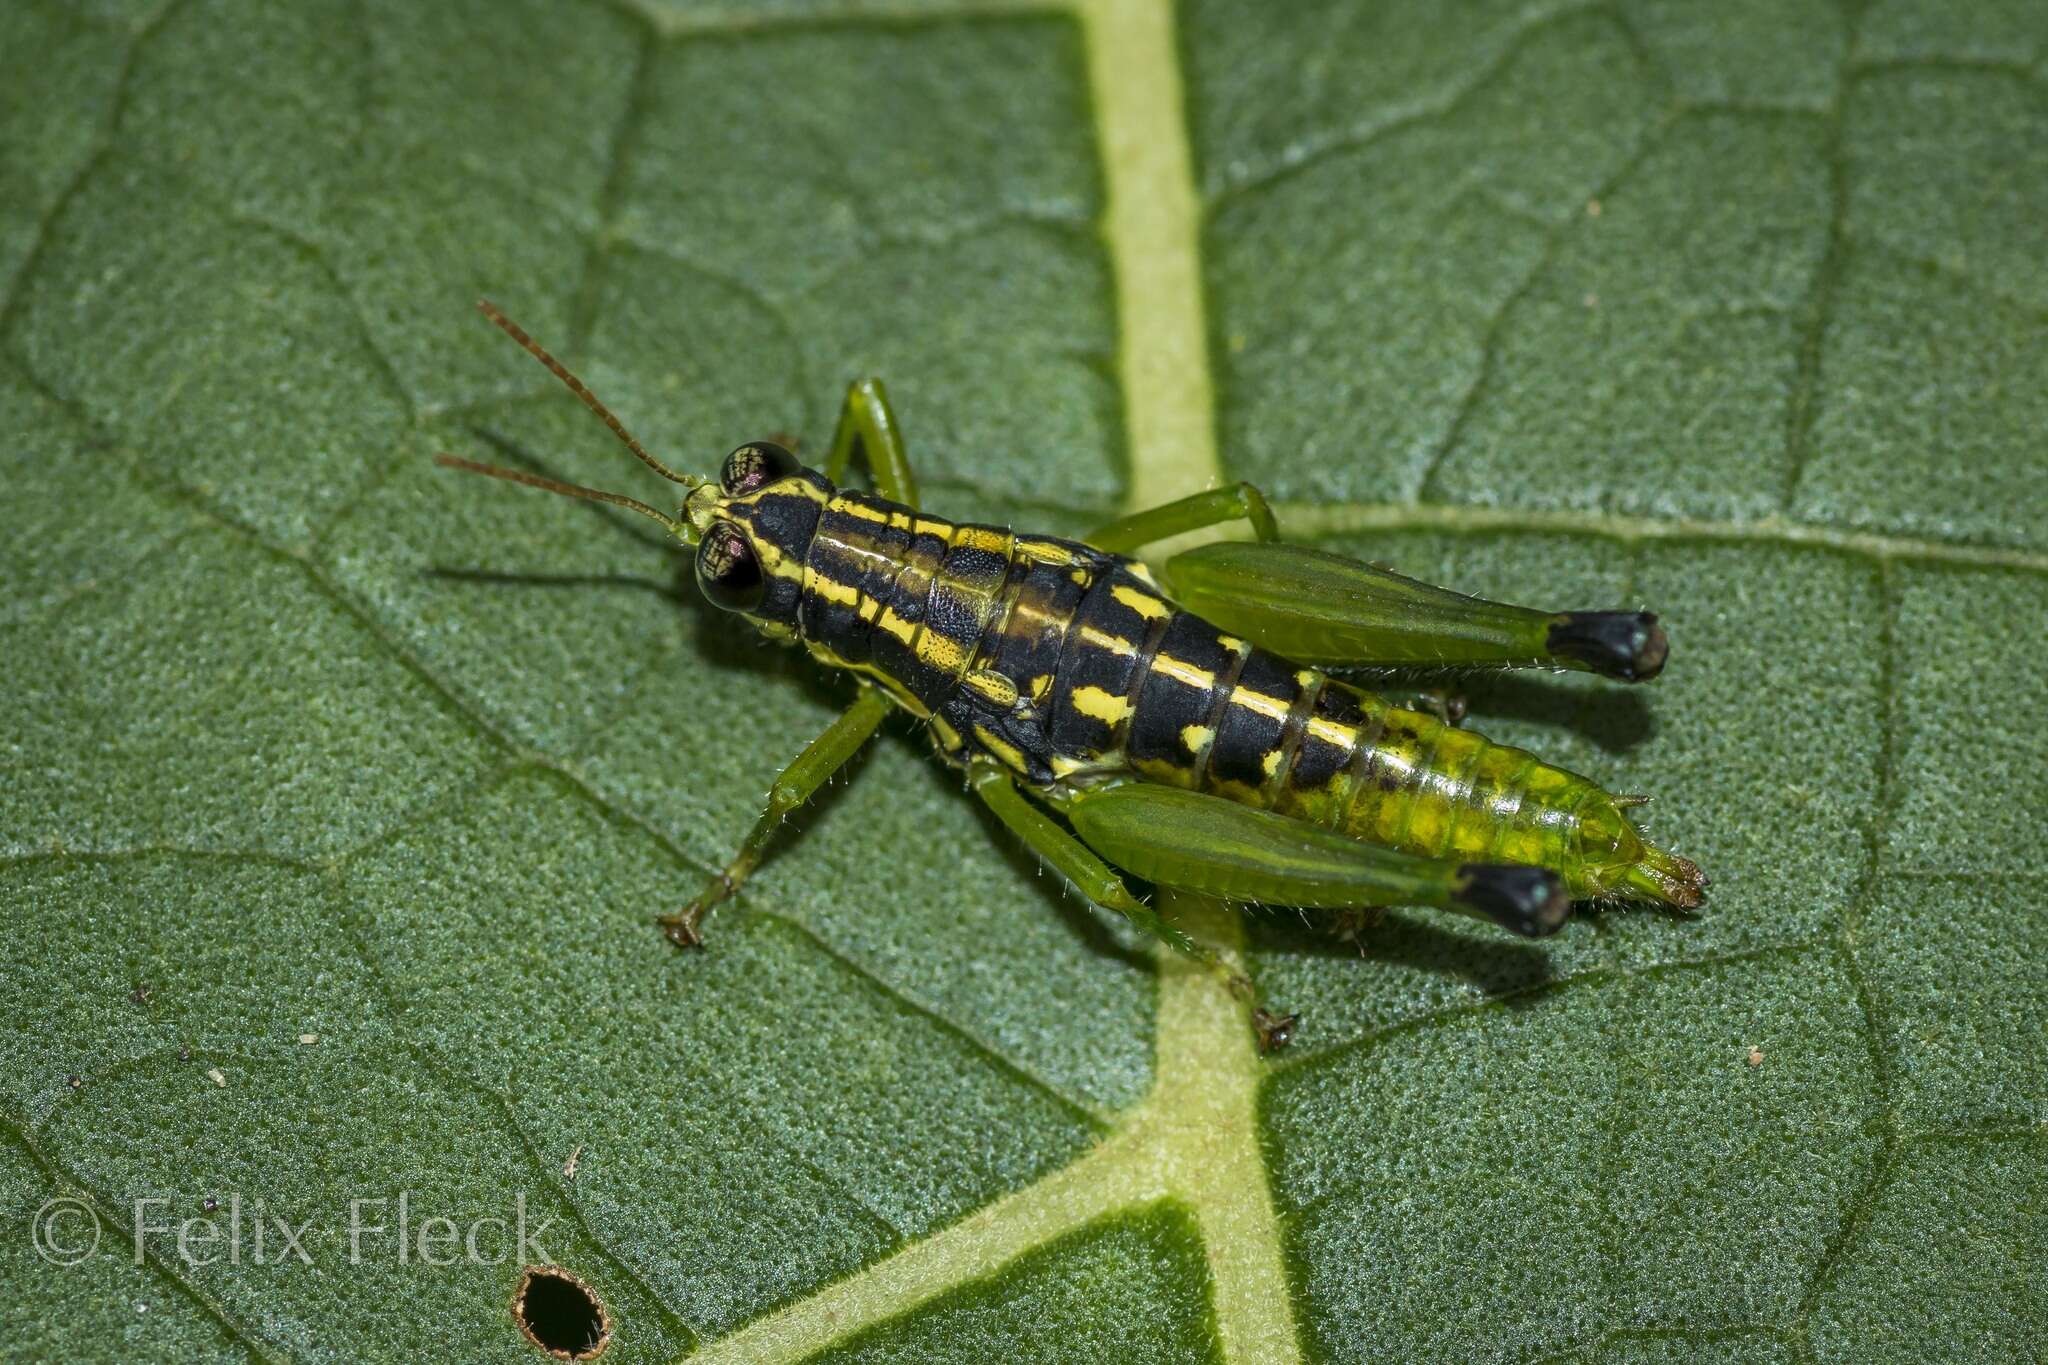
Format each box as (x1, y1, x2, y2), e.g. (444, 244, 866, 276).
(660, 686, 891, 947)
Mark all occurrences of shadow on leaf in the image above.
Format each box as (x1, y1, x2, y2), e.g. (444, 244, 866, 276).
(1247, 905, 1557, 1004)
(1348, 665, 1657, 755)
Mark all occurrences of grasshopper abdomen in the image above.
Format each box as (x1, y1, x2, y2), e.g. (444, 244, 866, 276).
(985, 557, 1702, 909)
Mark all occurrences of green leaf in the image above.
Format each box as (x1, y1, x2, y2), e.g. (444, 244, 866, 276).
(2, 1, 2040, 1362)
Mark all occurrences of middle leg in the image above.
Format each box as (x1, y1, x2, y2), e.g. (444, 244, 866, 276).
(824, 377, 919, 509)
(969, 763, 1302, 1034)
(1083, 483, 1279, 555)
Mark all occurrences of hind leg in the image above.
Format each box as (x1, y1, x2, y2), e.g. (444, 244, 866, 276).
(1157, 540, 1670, 682)
(969, 763, 1209, 961)
(1083, 483, 1667, 682)
(1052, 782, 1570, 939)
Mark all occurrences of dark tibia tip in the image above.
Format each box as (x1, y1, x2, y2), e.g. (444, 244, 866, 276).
(1547, 611, 1669, 682)
(1252, 1008, 1299, 1054)
(1454, 865, 1570, 938)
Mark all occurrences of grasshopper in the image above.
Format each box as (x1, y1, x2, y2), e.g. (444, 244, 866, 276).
(441, 302, 1706, 1047)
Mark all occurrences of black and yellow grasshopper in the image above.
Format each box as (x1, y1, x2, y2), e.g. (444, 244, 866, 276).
(441, 302, 1706, 1045)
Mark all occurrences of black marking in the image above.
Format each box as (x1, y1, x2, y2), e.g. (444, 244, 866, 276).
(1454, 864, 1569, 937)
(928, 525, 1013, 685)
(1313, 684, 1365, 727)
(1046, 571, 1151, 757)
(1092, 579, 1165, 639)
(1547, 611, 1668, 682)
(1263, 672, 1323, 803)
(873, 520, 951, 697)
(1286, 685, 1369, 808)
(799, 537, 890, 664)
(1207, 652, 1298, 794)
(1286, 727, 1351, 796)
(981, 557, 1091, 697)
(1192, 634, 1254, 787)
(1127, 612, 1238, 781)
(728, 475, 829, 631)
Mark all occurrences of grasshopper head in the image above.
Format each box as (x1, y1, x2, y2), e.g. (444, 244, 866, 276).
(687, 442, 831, 638)
(438, 304, 829, 644)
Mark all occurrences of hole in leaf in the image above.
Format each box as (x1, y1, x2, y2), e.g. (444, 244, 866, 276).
(513, 1265, 610, 1360)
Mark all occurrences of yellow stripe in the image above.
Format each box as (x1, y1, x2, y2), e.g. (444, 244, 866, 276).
(876, 607, 917, 645)
(1231, 689, 1290, 721)
(974, 724, 1027, 772)
(1152, 653, 1216, 690)
(1112, 584, 1170, 620)
(966, 669, 1020, 708)
(1080, 625, 1138, 656)
(808, 574, 861, 608)
(1017, 537, 1081, 566)
(916, 631, 968, 673)
(1306, 716, 1358, 748)
(1072, 685, 1134, 724)
(1179, 723, 1213, 753)
(834, 498, 891, 524)
(957, 526, 1011, 555)
(1009, 598, 1063, 633)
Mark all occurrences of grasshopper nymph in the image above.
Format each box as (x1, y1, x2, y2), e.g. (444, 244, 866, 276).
(440, 302, 1706, 1048)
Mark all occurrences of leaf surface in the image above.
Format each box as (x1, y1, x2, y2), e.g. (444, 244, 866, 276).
(2, 1, 2041, 1361)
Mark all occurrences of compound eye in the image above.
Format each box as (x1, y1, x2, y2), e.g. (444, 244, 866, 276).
(695, 523, 766, 612)
(720, 441, 801, 496)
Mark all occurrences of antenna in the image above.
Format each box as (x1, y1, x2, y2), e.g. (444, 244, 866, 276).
(434, 453, 687, 538)
(476, 299, 699, 489)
